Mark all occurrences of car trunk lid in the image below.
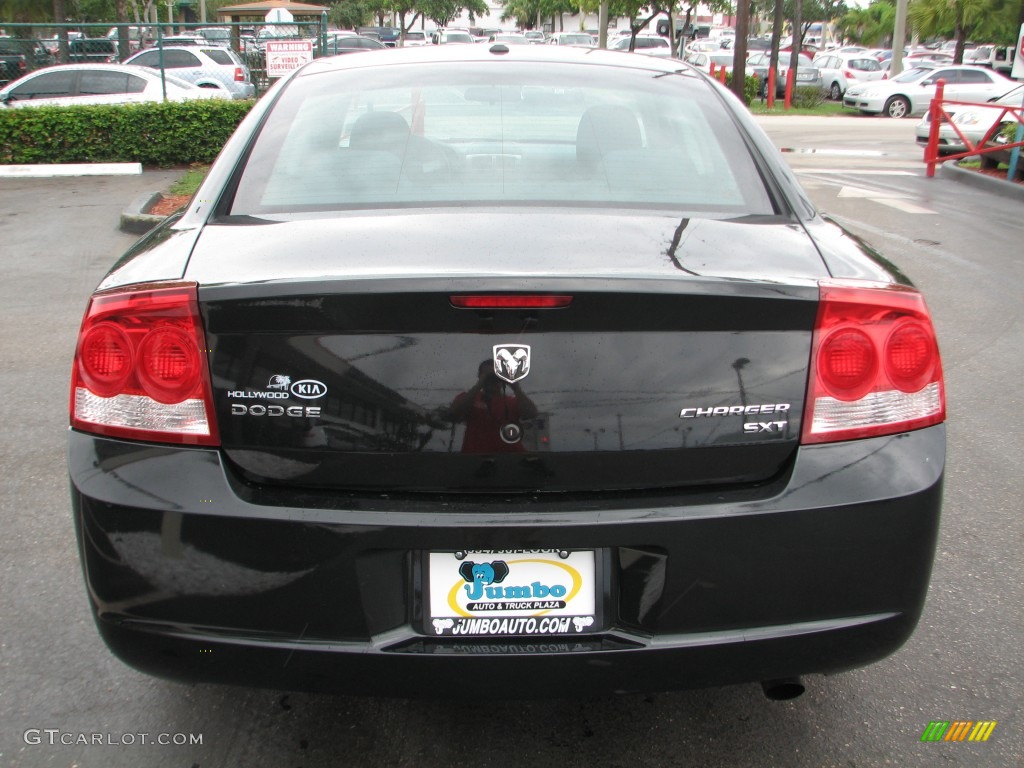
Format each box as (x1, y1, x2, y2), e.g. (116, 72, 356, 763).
(190, 212, 825, 493)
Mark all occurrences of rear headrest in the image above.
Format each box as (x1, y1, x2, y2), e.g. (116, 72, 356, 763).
(576, 105, 642, 166)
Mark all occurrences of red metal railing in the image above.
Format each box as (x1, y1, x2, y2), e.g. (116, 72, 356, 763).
(925, 80, 1024, 179)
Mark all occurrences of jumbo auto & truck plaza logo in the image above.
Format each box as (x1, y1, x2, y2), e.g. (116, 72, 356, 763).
(428, 550, 597, 637)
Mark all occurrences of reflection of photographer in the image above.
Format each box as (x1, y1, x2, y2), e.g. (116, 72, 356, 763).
(449, 360, 538, 453)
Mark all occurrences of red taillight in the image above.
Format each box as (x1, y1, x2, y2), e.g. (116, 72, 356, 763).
(79, 323, 133, 397)
(234, 66, 244, 82)
(802, 280, 944, 445)
(842, 69, 854, 79)
(451, 295, 573, 309)
(817, 327, 877, 401)
(70, 282, 219, 446)
(136, 326, 202, 404)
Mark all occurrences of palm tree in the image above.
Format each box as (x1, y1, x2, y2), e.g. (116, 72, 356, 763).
(837, 1, 896, 47)
(908, 0, 991, 62)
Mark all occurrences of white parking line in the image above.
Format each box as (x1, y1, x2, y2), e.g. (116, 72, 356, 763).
(815, 182, 938, 215)
(836, 186, 936, 213)
(837, 185, 909, 199)
(0, 163, 143, 178)
(872, 198, 937, 215)
(794, 169, 917, 176)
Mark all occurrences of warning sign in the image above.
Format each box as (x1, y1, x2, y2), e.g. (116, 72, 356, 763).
(266, 40, 313, 78)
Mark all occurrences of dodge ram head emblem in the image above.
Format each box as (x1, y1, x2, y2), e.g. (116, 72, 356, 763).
(493, 344, 531, 384)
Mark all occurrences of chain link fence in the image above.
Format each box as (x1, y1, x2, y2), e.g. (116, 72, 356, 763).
(1, 20, 329, 97)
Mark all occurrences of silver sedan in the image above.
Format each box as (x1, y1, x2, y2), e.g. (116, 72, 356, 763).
(915, 84, 1024, 153)
(844, 64, 1014, 118)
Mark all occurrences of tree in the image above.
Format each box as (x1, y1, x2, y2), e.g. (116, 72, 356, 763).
(500, 0, 575, 31)
(418, 0, 488, 27)
(733, 0, 749, 102)
(836, 0, 896, 47)
(423, 0, 459, 27)
(330, 0, 372, 29)
(0, 0, 52, 21)
(608, 0, 664, 49)
(390, 0, 425, 42)
(577, 0, 600, 29)
(908, 0, 998, 62)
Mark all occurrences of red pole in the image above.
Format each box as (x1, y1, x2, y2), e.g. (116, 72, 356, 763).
(925, 79, 945, 178)
(784, 67, 794, 110)
(767, 68, 775, 109)
(719, 66, 727, 84)
(710, 63, 716, 78)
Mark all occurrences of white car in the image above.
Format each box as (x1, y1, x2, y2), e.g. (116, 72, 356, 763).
(915, 83, 1024, 154)
(432, 30, 474, 45)
(488, 33, 531, 46)
(844, 64, 1015, 118)
(685, 39, 723, 55)
(609, 35, 671, 57)
(0, 63, 228, 107)
(547, 32, 596, 48)
(746, 52, 822, 97)
(685, 51, 737, 74)
(813, 52, 885, 100)
(124, 45, 256, 99)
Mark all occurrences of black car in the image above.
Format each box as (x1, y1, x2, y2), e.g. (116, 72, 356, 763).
(323, 34, 387, 55)
(68, 38, 119, 63)
(69, 45, 945, 700)
(0, 38, 54, 84)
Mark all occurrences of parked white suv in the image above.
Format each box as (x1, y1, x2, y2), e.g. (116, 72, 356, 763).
(813, 52, 885, 100)
(125, 45, 255, 99)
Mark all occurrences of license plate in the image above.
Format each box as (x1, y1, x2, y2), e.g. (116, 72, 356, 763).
(427, 550, 597, 638)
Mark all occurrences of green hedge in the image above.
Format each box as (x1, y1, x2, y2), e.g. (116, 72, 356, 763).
(724, 73, 762, 106)
(791, 86, 827, 110)
(0, 99, 254, 166)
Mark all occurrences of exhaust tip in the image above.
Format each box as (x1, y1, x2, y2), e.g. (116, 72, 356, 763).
(761, 677, 805, 701)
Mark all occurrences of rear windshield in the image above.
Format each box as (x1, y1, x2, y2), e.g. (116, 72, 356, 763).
(557, 35, 595, 45)
(229, 60, 774, 216)
(847, 58, 880, 71)
(202, 48, 236, 64)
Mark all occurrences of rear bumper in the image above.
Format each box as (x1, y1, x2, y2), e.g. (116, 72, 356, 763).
(232, 82, 256, 99)
(69, 426, 944, 697)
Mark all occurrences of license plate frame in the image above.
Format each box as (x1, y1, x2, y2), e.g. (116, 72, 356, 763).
(425, 549, 600, 638)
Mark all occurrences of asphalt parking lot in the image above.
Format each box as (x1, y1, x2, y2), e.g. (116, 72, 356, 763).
(1, 118, 1022, 767)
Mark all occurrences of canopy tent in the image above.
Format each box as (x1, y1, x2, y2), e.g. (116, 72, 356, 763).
(216, 0, 328, 20)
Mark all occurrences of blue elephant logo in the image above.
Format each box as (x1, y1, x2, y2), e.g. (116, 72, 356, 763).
(459, 560, 509, 601)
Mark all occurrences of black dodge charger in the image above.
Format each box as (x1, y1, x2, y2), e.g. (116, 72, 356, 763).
(69, 44, 945, 699)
